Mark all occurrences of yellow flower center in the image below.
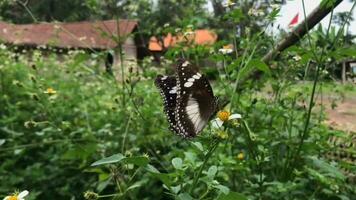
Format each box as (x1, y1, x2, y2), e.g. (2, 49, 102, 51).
(223, 44, 233, 50)
(44, 87, 57, 94)
(237, 153, 244, 160)
(7, 195, 18, 200)
(217, 111, 230, 122)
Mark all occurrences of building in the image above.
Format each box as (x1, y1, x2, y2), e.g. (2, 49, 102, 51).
(0, 19, 145, 77)
(342, 59, 356, 83)
(148, 29, 217, 63)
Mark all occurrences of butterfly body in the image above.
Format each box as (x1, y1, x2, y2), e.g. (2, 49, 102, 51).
(155, 59, 218, 138)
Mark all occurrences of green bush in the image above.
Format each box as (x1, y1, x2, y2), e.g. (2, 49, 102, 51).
(0, 42, 355, 200)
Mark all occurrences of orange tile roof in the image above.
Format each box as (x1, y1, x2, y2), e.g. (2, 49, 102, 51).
(0, 20, 137, 49)
(149, 29, 217, 51)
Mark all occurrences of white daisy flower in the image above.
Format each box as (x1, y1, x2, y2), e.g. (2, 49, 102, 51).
(212, 110, 242, 128)
(293, 55, 301, 61)
(218, 45, 234, 55)
(3, 190, 29, 200)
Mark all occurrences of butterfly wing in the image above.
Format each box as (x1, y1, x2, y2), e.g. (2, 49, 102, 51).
(155, 75, 180, 134)
(175, 60, 217, 138)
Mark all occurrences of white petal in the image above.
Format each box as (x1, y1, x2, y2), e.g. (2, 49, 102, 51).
(229, 114, 242, 120)
(18, 190, 29, 198)
(4, 196, 10, 200)
(211, 118, 224, 129)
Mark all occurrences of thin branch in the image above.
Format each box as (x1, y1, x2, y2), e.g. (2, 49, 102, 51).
(16, 0, 38, 23)
(262, 0, 343, 63)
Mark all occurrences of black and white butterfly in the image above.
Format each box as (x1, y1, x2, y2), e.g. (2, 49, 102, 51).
(155, 59, 218, 138)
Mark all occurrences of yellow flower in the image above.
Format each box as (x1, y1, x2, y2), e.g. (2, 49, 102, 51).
(212, 110, 242, 128)
(44, 87, 57, 95)
(217, 110, 231, 122)
(3, 190, 29, 200)
(237, 152, 244, 160)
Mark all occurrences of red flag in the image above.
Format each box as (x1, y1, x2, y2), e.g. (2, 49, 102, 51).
(288, 13, 299, 28)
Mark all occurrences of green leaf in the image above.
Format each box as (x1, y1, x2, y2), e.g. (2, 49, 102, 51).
(336, 48, 356, 57)
(91, 153, 125, 166)
(250, 59, 271, 76)
(91, 154, 149, 167)
(225, 8, 244, 23)
(145, 164, 172, 186)
(171, 185, 181, 194)
(172, 157, 183, 170)
(97, 177, 112, 192)
(207, 165, 217, 178)
(126, 180, 145, 191)
(268, 8, 280, 20)
(0, 139, 5, 146)
(145, 164, 160, 173)
(123, 156, 149, 167)
(213, 184, 230, 195)
(217, 192, 248, 200)
(154, 173, 172, 187)
(184, 152, 197, 164)
(191, 141, 203, 151)
(307, 156, 345, 180)
(238, 59, 270, 81)
(178, 193, 194, 200)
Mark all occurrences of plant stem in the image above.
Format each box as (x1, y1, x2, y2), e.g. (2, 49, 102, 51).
(121, 114, 132, 153)
(242, 120, 264, 198)
(288, 0, 339, 173)
(190, 139, 219, 195)
(16, 0, 38, 23)
(98, 193, 121, 198)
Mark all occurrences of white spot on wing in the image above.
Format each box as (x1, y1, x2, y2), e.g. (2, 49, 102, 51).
(182, 61, 190, 67)
(169, 86, 177, 94)
(184, 82, 193, 87)
(193, 74, 200, 79)
(161, 75, 168, 80)
(188, 78, 195, 82)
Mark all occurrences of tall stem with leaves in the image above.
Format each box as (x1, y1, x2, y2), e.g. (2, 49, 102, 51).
(190, 138, 220, 196)
(288, 0, 355, 174)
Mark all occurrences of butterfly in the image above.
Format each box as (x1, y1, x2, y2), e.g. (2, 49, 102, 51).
(155, 59, 218, 138)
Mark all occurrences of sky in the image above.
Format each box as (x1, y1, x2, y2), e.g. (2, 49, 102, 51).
(206, 0, 355, 35)
(275, 0, 356, 34)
